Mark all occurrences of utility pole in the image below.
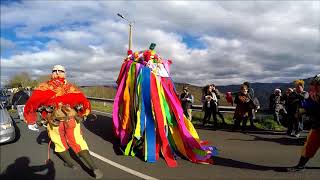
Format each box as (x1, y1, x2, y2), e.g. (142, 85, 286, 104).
(117, 13, 134, 50)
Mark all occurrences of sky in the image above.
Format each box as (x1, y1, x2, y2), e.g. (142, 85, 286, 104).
(1, 0, 319, 87)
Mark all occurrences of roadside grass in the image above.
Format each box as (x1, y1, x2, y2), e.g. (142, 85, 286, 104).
(90, 102, 286, 131)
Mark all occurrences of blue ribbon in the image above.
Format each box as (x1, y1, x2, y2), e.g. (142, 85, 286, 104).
(142, 67, 156, 162)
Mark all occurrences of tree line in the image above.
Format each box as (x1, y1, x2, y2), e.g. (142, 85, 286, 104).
(5, 72, 50, 88)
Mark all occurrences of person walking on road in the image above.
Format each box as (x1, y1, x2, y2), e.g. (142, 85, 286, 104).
(23, 65, 103, 179)
(287, 74, 320, 172)
(12, 84, 29, 120)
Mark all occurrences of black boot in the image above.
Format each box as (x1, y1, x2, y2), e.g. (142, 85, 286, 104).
(287, 156, 309, 172)
(57, 151, 77, 170)
(78, 150, 103, 179)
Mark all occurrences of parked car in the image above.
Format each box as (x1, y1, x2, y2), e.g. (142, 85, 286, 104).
(0, 102, 15, 144)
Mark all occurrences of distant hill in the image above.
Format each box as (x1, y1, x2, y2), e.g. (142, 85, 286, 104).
(81, 77, 313, 109)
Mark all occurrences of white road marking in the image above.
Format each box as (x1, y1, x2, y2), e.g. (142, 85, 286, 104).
(89, 151, 159, 180)
(90, 110, 159, 180)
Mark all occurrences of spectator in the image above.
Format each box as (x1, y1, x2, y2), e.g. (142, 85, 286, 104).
(286, 74, 320, 172)
(180, 86, 194, 121)
(211, 84, 226, 126)
(287, 80, 309, 137)
(201, 84, 218, 128)
(269, 88, 287, 125)
(12, 84, 30, 120)
(243, 81, 258, 129)
(233, 84, 252, 132)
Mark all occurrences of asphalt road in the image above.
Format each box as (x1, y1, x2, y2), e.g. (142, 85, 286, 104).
(0, 111, 319, 180)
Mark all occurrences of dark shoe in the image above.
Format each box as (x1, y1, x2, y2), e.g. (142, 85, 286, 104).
(286, 166, 305, 172)
(93, 168, 103, 179)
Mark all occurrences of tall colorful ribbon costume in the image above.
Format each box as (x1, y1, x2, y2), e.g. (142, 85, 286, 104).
(113, 46, 217, 167)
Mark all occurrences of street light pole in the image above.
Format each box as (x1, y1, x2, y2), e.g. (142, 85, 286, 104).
(117, 13, 134, 50)
(128, 23, 132, 50)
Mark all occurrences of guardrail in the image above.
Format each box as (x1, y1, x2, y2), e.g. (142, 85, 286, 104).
(87, 96, 270, 115)
(88, 96, 238, 113)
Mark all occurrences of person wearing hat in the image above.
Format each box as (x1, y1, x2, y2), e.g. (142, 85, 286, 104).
(23, 65, 103, 179)
(287, 74, 320, 172)
(180, 86, 194, 121)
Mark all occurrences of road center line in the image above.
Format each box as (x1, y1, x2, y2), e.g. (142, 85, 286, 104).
(89, 151, 159, 180)
(90, 110, 158, 180)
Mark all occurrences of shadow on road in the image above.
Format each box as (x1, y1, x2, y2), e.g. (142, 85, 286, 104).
(193, 123, 285, 135)
(213, 156, 273, 171)
(0, 156, 55, 180)
(83, 114, 122, 155)
(228, 134, 305, 146)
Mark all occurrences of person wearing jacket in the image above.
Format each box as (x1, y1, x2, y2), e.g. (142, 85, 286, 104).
(12, 84, 29, 120)
(269, 88, 287, 125)
(287, 74, 320, 172)
(232, 84, 252, 132)
(202, 84, 218, 128)
(180, 86, 194, 121)
(24, 65, 103, 179)
(211, 84, 226, 126)
(287, 80, 309, 137)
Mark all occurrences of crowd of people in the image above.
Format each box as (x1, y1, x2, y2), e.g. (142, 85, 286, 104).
(178, 78, 317, 139)
(178, 76, 320, 172)
(179, 81, 259, 132)
(269, 80, 310, 138)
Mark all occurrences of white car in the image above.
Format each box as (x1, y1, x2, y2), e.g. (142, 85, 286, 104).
(0, 102, 16, 144)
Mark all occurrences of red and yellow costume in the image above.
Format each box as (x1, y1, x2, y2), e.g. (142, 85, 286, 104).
(24, 78, 91, 153)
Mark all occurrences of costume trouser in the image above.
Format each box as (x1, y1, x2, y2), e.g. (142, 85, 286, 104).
(16, 105, 25, 120)
(47, 118, 88, 153)
(301, 129, 320, 158)
(47, 118, 100, 171)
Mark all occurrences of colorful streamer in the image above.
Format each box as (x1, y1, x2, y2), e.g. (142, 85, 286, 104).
(113, 48, 217, 167)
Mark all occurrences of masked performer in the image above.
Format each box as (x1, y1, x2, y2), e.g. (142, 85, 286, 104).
(287, 74, 320, 172)
(113, 43, 217, 167)
(24, 65, 103, 179)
